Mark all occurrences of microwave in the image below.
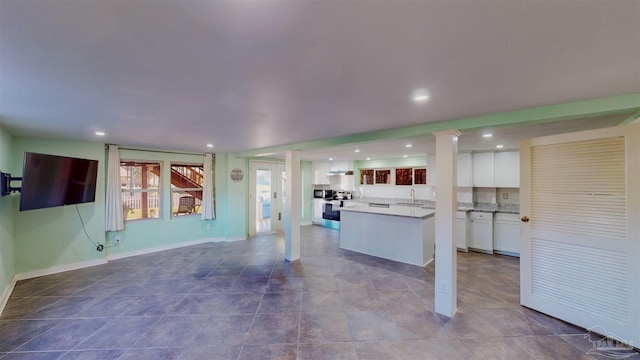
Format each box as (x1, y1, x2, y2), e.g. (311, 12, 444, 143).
(314, 189, 334, 199)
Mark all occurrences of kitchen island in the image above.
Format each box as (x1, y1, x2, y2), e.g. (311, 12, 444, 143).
(339, 204, 435, 266)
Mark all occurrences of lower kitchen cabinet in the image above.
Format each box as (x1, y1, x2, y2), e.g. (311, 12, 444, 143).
(456, 211, 469, 251)
(312, 199, 324, 224)
(494, 213, 520, 256)
(469, 211, 493, 254)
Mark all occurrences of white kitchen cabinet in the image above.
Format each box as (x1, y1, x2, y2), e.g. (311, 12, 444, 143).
(457, 153, 473, 187)
(312, 161, 330, 184)
(456, 211, 469, 251)
(426, 155, 437, 186)
(473, 152, 495, 187)
(469, 211, 494, 254)
(312, 199, 324, 224)
(494, 213, 520, 256)
(494, 151, 520, 187)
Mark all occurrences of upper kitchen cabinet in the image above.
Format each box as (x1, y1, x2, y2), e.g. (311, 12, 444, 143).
(473, 152, 495, 187)
(312, 161, 331, 184)
(494, 151, 520, 187)
(457, 153, 473, 187)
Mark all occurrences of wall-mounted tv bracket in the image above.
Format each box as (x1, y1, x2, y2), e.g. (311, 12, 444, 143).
(1, 172, 22, 196)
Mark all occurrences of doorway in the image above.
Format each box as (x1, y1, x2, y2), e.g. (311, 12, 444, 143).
(249, 161, 285, 236)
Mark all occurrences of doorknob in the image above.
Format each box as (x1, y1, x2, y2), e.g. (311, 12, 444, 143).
(520, 216, 530, 223)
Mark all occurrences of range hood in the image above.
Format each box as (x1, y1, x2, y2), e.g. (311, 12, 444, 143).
(326, 170, 354, 176)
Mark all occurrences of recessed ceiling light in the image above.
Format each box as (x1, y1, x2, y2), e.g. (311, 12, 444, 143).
(405, 144, 412, 148)
(206, 143, 214, 148)
(403, 155, 408, 158)
(366, 157, 371, 161)
(95, 131, 105, 136)
(496, 145, 504, 149)
(483, 133, 493, 138)
(329, 157, 333, 161)
(412, 89, 430, 103)
(355, 149, 360, 153)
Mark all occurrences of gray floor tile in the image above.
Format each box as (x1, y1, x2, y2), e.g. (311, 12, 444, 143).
(2, 352, 65, 360)
(17, 318, 111, 351)
(301, 292, 344, 313)
(0, 319, 62, 352)
(237, 344, 297, 360)
(266, 276, 304, 292)
(59, 349, 124, 360)
(74, 296, 142, 318)
(405, 339, 474, 360)
(514, 335, 595, 360)
(346, 311, 403, 341)
(258, 292, 301, 313)
(133, 315, 207, 348)
(300, 312, 352, 343)
(297, 343, 358, 360)
(0, 226, 605, 360)
(459, 337, 536, 360)
(354, 340, 412, 360)
(190, 314, 253, 347)
(75, 316, 160, 349)
(246, 313, 300, 344)
(340, 290, 385, 311)
(169, 293, 223, 315)
(178, 344, 242, 360)
(118, 348, 182, 360)
(214, 293, 263, 314)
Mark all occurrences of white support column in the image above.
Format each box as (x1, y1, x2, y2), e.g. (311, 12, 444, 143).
(433, 129, 461, 318)
(284, 150, 301, 261)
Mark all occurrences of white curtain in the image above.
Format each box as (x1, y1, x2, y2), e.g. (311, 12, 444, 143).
(201, 153, 215, 220)
(105, 145, 124, 231)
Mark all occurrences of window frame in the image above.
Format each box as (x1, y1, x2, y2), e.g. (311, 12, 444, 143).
(170, 162, 205, 218)
(120, 160, 163, 221)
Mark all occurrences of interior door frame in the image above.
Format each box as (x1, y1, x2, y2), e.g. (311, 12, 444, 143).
(249, 160, 285, 237)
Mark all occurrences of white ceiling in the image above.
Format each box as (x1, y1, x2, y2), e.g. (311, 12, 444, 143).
(1, 1, 639, 157)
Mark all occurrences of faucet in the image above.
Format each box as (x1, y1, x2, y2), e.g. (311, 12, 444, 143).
(410, 188, 416, 204)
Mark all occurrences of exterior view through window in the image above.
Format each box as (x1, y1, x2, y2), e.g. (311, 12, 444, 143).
(171, 164, 204, 216)
(120, 161, 161, 221)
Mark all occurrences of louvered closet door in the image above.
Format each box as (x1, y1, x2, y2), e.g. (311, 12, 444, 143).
(520, 124, 639, 347)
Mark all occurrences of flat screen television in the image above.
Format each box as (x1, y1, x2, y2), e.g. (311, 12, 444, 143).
(20, 152, 99, 211)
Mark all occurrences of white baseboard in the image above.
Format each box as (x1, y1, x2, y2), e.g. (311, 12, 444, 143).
(301, 221, 313, 226)
(107, 238, 217, 261)
(0, 275, 17, 316)
(14, 259, 108, 282)
(225, 236, 247, 242)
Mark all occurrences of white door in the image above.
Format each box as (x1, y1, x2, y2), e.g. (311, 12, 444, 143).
(520, 124, 639, 346)
(249, 161, 285, 236)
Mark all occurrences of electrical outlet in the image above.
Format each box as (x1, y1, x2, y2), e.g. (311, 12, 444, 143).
(503, 193, 509, 200)
(115, 236, 121, 244)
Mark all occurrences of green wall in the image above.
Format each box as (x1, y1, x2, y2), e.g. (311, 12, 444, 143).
(301, 161, 313, 224)
(12, 137, 106, 274)
(106, 149, 217, 255)
(0, 126, 15, 302)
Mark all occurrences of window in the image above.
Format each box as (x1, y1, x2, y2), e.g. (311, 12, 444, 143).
(171, 163, 204, 217)
(120, 161, 161, 221)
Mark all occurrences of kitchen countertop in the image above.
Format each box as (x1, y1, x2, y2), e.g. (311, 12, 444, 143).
(340, 203, 436, 219)
(343, 199, 519, 214)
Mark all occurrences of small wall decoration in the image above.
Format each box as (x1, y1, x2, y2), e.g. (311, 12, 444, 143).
(230, 168, 244, 182)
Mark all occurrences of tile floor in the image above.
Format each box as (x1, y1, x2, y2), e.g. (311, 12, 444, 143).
(1, 226, 637, 359)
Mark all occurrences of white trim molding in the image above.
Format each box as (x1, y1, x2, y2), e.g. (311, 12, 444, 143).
(106, 237, 247, 261)
(0, 275, 18, 316)
(14, 259, 108, 282)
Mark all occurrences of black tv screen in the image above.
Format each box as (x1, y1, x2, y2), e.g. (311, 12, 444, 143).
(20, 152, 99, 211)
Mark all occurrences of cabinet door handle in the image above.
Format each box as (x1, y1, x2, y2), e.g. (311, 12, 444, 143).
(520, 216, 530, 223)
